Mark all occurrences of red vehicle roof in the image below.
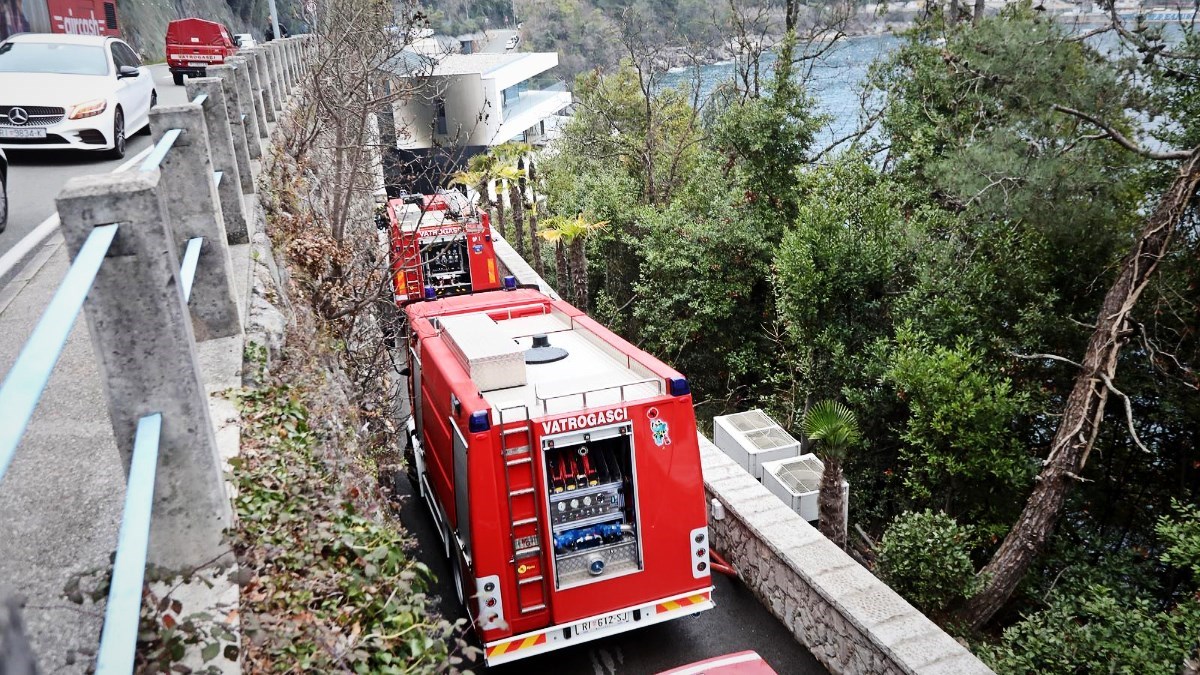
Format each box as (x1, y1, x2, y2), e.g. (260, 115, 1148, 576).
(658, 651, 778, 675)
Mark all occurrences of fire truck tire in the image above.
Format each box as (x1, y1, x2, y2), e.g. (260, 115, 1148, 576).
(172, 72, 184, 86)
(451, 555, 465, 608)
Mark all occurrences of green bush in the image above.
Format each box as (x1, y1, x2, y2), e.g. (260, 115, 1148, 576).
(876, 509, 979, 616)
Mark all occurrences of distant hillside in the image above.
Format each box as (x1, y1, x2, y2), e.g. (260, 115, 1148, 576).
(421, 0, 725, 81)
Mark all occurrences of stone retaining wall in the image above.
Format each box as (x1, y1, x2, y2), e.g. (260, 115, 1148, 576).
(700, 435, 995, 675)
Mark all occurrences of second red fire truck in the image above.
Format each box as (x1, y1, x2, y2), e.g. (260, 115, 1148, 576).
(383, 189, 502, 303)
(402, 284, 714, 665)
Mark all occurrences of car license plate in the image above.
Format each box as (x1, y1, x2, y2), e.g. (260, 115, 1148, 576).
(576, 610, 632, 635)
(0, 127, 47, 139)
(188, 61, 208, 67)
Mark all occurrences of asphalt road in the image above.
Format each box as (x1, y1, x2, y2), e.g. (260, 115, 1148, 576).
(480, 29, 519, 54)
(0, 64, 186, 266)
(392, 471, 828, 675)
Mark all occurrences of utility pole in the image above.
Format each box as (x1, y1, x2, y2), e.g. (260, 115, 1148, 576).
(268, 0, 281, 39)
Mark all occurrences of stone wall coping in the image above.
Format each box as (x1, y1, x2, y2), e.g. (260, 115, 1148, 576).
(698, 433, 995, 675)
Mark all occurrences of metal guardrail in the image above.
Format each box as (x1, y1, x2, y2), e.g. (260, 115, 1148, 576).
(0, 41, 310, 666)
(95, 413, 161, 673)
(0, 224, 117, 478)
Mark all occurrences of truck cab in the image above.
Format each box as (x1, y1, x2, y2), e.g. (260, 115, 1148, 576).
(403, 287, 713, 666)
(165, 18, 238, 86)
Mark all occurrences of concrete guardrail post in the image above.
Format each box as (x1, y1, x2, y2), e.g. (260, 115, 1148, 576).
(186, 77, 249, 245)
(56, 170, 232, 572)
(286, 38, 300, 84)
(266, 44, 284, 109)
(251, 47, 280, 121)
(227, 56, 263, 159)
(207, 64, 255, 195)
(278, 39, 292, 85)
(147, 103, 242, 339)
(268, 43, 288, 100)
(241, 47, 272, 135)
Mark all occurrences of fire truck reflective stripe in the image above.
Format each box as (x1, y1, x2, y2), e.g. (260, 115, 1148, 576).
(655, 592, 710, 613)
(486, 633, 547, 658)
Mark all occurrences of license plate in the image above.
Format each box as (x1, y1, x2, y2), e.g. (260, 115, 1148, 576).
(0, 127, 47, 139)
(188, 61, 209, 67)
(575, 610, 632, 635)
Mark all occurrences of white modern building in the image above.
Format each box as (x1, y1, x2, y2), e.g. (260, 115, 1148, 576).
(387, 50, 572, 154)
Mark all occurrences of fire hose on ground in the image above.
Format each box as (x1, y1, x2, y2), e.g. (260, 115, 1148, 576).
(709, 549, 738, 577)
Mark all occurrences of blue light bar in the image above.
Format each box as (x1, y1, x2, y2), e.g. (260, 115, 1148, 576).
(95, 413, 161, 675)
(179, 237, 203, 303)
(669, 378, 690, 396)
(424, 286, 437, 300)
(0, 224, 118, 484)
(468, 410, 491, 433)
(502, 275, 517, 290)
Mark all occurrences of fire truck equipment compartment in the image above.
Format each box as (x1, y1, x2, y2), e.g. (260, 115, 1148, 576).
(438, 313, 528, 391)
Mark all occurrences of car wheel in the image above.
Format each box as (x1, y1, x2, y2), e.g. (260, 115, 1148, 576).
(0, 171, 7, 234)
(172, 72, 184, 86)
(106, 109, 126, 160)
(139, 92, 157, 136)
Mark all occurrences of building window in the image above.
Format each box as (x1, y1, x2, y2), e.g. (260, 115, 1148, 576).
(435, 98, 447, 135)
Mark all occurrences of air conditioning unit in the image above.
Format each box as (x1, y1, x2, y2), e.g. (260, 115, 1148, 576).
(761, 454, 849, 532)
(712, 409, 801, 480)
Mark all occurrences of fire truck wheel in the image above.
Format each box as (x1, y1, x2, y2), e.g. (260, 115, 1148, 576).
(451, 553, 465, 607)
(172, 72, 184, 86)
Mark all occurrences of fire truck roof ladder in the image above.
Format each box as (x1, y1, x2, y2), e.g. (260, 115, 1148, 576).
(499, 404, 550, 615)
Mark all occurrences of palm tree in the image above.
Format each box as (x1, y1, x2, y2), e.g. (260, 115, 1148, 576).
(539, 213, 608, 308)
(526, 159, 544, 276)
(801, 400, 860, 550)
(493, 142, 533, 257)
(451, 153, 520, 239)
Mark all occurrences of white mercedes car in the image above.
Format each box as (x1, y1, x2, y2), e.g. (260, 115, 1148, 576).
(0, 33, 156, 159)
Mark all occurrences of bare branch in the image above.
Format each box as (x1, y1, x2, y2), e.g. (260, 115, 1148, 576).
(1009, 351, 1084, 368)
(1097, 373, 1152, 454)
(1050, 104, 1192, 160)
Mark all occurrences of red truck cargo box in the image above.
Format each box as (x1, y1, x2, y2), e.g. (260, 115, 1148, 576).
(165, 18, 237, 85)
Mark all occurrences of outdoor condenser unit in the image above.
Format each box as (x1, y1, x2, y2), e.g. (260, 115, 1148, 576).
(712, 409, 801, 481)
(761, 454, 849, 532)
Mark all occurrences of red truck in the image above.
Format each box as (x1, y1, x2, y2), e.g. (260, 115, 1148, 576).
(403, 286, 714, 666)
(165, 18, 237, 86)
(384, 189, 502, 303)
(2, 0, 121, 41)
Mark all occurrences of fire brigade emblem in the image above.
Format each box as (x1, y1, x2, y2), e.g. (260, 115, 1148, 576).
(646, 408, 671, 447)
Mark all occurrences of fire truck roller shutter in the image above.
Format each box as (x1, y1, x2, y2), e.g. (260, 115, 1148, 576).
(451, 418, 472, 560)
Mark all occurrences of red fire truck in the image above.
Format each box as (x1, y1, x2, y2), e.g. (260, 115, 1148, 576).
(2, 0, 121, 41)
(403, 285, 714, 665)
(384, 189, 502, 303)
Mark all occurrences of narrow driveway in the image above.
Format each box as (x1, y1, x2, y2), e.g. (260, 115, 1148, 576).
(392, 472, 829, 674)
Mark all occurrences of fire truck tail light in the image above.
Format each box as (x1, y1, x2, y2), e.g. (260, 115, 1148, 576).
(468, 410, 491, 432)
(476, 574, 505, 631)
(669, 377, 690, 396)
(690, 526, 710, 579)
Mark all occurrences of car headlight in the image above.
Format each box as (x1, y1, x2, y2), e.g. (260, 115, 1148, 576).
(68, 99, 108, 120)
